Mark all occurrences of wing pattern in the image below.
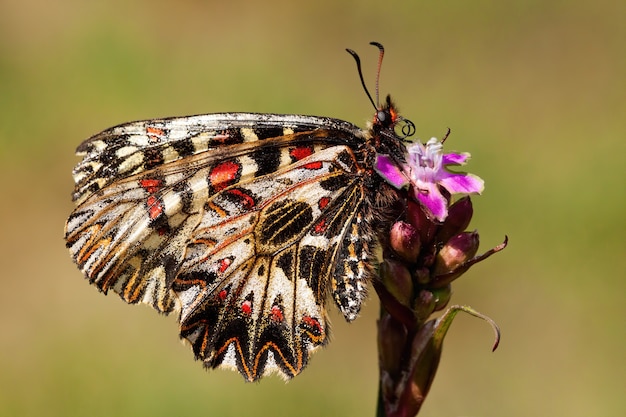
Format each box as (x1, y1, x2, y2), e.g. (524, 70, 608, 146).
(65, 113, 390, 380)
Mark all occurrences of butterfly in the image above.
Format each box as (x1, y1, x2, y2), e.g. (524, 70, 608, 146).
(64, 42, 417, 381)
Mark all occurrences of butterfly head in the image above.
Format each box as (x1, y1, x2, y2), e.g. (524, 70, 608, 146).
(373, 95, 416, 141)
(347, 44, 416, 144)
(374, 96, 398, 129)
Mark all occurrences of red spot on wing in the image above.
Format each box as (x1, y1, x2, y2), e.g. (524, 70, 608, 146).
(218, 258, 232, 273)
(140, 178, 163, 194)
(146, 126, 165, 136)
(270, 305, 284, 323)
(146, 195, 163, 220)
(218, 289, 228, 301)
(303, 161, 323, 170)
(302, 316, 322, 335)
(226, 189, 255, 210)
(291, 146, 322, 169)
(241, 300, 252, 316)
(209, 161, 241, 192)
(146, 126, 166, 142)
(318, 197, 330, 210)
(212, 133, 230, 144)
(289, 146, 313, 162)
(314, 218, 327, 234)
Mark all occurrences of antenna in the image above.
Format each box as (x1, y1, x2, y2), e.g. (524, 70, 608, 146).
(346, 48, 377, 111)
(369, 42, 385, 107)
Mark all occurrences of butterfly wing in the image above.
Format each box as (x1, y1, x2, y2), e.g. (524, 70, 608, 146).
(175, 145, 372, 379)
(65, 114, 375, 380)
(71, 113, 362, 204)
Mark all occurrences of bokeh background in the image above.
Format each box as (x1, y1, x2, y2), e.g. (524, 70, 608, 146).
(1, 0, 623, 416)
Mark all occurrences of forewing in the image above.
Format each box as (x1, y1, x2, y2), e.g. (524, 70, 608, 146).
(66, 114, 363, 313)
(71, 113, 361, 204)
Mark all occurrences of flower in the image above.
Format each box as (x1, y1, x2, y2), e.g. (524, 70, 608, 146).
(376, 138, 485, 221)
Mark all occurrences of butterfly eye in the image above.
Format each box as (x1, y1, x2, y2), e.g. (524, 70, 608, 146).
(377, 110, 387, 123)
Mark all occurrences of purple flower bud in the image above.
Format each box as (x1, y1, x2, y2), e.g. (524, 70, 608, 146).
(390, 221, 422, 262)
(433, 231, 480, 277)
(406, 199, 438, 245)
(436, 196, 474, 244)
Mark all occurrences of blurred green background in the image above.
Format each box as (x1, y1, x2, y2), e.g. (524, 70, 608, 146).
(1, 0, 623, 416)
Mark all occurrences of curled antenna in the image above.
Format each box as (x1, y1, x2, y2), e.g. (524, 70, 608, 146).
(346, 48, 377, 111)
(398, 118, 416, 139)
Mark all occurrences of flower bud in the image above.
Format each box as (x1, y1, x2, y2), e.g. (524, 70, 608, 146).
(421, 249, 437, 268)
(392, 319, 438, 416)
(379, 371, 395, 404)
(413, 267, 431, 285)
(413, 289, 436, 321)
(431, 284, 452, 312)
(379, 259, 414, 307)
(436, 197, 473, 244)
(378, 312, 408, 376)
(390, 221, 421, 262)
(406, 200, 438, 245)
(433, 231, 479, 277)
(399, 306, 501, 415)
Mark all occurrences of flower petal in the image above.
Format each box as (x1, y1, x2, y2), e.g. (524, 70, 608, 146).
(442, 152, 470, 166)
(439, 173, 484, 195)
(414, 183, 448, 221)
(376, 154, 410, 189)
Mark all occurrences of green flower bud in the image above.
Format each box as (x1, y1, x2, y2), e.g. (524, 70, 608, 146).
(432, 284, 452, 312)
(379, 259, 414, 307)
(413, 289, 436, 321)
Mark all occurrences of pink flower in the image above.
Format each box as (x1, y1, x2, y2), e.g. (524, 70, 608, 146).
(376, 138, 484, 221)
